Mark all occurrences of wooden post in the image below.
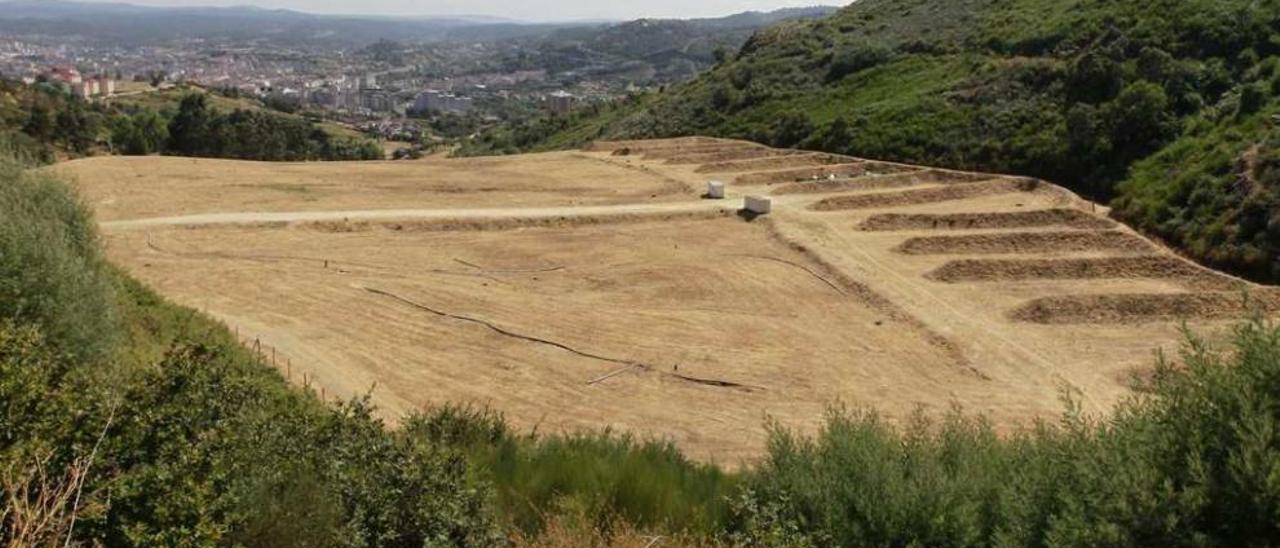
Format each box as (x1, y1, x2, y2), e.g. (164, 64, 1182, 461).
(286, 358, 292, 380)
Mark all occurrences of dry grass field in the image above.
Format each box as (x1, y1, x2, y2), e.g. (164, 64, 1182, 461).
(62, 137, 1280, 464)
(56, 152, 691, 222)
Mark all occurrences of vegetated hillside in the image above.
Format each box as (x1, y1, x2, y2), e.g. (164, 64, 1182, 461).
(515, 0, 1280, 282)
(9, 143, 1280, 545)
(516, 7, 839, 82)
(0, 81, 381, 162)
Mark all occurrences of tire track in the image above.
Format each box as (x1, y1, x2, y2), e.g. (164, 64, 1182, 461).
(357, 285, 766, 393)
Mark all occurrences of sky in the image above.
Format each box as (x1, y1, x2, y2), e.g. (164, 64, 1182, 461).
(75, 0, 840, 22)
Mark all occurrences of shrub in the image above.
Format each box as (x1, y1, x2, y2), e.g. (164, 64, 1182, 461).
(732, 321, 1280, 546)
(0, 151, 118, 364)
(1238, 82, 1269, 117)
(404, 406, 736, 538)
(827, 43, 894, 81)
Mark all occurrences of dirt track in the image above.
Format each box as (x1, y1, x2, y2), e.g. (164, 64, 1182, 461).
(101, 201, 735, 230)
(66, 137, 1275, 464)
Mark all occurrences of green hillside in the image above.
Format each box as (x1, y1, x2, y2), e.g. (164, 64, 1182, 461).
(508, 0, 1280, 282)
(0, 81, 382, 162)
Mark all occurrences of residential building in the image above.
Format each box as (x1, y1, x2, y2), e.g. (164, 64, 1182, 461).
(414, 90, 473, 114)
(546, 90, 576, 115)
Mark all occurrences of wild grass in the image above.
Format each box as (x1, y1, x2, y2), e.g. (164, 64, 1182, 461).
(404, 405, 737, 538)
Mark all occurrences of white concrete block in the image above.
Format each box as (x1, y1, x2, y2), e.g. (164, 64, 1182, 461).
(744, 195, 772, 214)
(706, 180, 725, 199)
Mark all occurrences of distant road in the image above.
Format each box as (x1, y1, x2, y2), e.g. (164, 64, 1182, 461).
(100, 201, 740, 231)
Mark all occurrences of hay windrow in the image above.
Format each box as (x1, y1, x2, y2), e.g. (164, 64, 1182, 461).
(859, 209, 1116, 231)
(636, 144, 767, 160)
(810, 179, 1038, 211)
(663, 148, 805, 165)
(734, 162, 912, 186)
(695, 153, 853, 174)
(585, 137, 726, 152)
(895, 230, 1153, 255)
(772, 169, 986, 195)
(925, 256, 1243, 289)
(1009, 291, 1280, 324)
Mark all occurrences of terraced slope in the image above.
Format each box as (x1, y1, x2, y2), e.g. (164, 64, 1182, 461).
(70, 137, 1279, 463)
(505, 0, 1280, 284)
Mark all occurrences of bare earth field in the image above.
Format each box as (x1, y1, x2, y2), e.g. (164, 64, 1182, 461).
(56, 151, 691, 223)
(62, 137, 1280, 464)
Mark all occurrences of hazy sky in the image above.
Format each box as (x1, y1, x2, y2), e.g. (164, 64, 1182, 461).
(77, 0, 840, 21)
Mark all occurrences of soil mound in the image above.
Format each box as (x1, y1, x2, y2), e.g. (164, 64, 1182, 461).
(695, 153, 851, 173)
(858, 209, 1115, 231)
(926, 256, 1242, 289)
(1010, 291, 1280, 324)
(773, 169, 987, 195)
(810, 179, 1037, 211)
(896, 230, 1153, 255)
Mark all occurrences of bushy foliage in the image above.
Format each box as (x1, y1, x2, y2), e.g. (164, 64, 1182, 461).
(731, 321, 1280, 546)
(0, 160, 498, 545)
(0, 79, 382, 162)
(167, 94, 383, 161)
(0, 149, 118, 363)
(405, 405, 735, 538)
(1115, 94, 1280, 279)
(110, 110, 168, 155)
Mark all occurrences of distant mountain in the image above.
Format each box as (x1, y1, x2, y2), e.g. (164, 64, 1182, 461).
(0, 1, 838, 49)
(500, 6, 839, 83)
(0, 0, 589, 46)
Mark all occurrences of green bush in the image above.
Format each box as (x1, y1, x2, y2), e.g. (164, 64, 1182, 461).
(828, 43, 894, 81)
(731, 321, 1280, 546)
(1239, 82, 1270, 117)
(404, 405, 736, 538)
(0, 158, 501, 545)
(0, 151, 118, 364)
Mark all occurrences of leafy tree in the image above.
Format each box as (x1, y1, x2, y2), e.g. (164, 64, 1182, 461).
(21, 104, 54, 142)
(828, 43, 894, 81)
(53, 101, 98, 154)
(1238, 82, 1269, 117)
(1067, 50, 1124, 104)
(1106, 81, 1175, 158)
(166, 93, 213, 156)
(768, 111, 815, 148)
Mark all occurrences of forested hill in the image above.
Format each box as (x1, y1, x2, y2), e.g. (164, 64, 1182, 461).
(512, 0, 1280, 283)
(495, 7, 838, 83)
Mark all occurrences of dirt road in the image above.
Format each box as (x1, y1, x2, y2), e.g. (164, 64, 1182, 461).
(101, 201, 738, 230)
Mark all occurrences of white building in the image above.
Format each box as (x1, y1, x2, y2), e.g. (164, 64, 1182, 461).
(546, 90, 576, 115)
(414, 90, 473, 114)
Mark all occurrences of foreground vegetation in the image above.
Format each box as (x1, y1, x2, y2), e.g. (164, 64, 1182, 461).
(5, 146, 1280, 545)
(0, 80, 382, 163)
(495, 0, 1280, 284)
